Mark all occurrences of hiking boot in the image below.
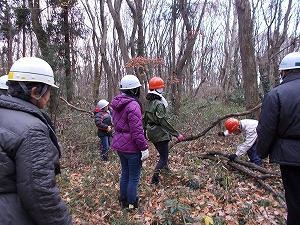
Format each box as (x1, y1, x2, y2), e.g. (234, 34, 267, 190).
(150, 173, 160, 185)
(128, 198, 139, 211)
(118, 197, 127, 209)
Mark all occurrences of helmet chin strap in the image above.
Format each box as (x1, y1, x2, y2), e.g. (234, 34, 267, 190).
(19, 82, 48, 107)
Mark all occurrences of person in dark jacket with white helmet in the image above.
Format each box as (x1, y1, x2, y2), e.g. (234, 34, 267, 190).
(0, 57, 73, 225)
(94, 99, 113, 161)
(256, 52, 300, 225)
(110, 75, 149, 210)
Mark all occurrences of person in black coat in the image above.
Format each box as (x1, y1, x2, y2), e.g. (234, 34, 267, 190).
(256, 52, 300, 225)
(0, 57, 72, 225)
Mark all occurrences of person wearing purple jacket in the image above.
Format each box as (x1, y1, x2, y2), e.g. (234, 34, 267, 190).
(110, 75, 149, 210)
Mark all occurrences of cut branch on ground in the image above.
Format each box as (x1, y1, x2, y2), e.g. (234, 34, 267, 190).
(200, 151, 286, 208)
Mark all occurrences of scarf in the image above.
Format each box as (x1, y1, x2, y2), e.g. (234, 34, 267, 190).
(148, 90, 168, 108)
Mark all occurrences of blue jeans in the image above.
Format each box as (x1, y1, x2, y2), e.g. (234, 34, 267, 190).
(117, 151, 142, 204)
(100, 136, 110, 159)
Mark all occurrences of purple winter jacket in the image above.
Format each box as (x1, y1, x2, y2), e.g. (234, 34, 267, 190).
(110, 94, 148, 153)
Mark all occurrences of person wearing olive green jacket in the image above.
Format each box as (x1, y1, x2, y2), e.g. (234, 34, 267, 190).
(143, 77, 184, 185)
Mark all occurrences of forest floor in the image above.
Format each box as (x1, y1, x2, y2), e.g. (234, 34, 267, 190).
(56, 99, 286, 225)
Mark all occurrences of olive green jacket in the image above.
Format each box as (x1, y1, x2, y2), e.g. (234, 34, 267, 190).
(143, 99, 179, 143)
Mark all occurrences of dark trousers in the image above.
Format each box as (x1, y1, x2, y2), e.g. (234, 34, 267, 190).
(280, 165, 300, 225)
(247, 143, 262, 166)
(153, 140, 170, 171)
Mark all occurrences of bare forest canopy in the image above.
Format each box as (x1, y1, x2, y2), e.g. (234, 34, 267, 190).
(0, 0, 299, 116)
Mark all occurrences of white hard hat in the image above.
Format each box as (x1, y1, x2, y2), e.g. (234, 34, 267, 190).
(8, 57, 58, 88)
(97, 99, 109, 109)
(0, 75, 8, 90)
(119, 75, 141, 90)
(279, 52, 300, 71)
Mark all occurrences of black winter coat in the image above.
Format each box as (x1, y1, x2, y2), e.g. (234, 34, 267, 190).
(0, 95, 73, 225)
(256, 71, 300, 166)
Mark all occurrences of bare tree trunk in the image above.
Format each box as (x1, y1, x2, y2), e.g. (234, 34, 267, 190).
(221, 0, 238, 100)
(99, 0, 114, 102)
(126, 0, 146, 103)
(235, 0, 260, 118)
(5, 3, 14, 70)
(62, 5, 73, 102)
(22, 0, 26, 57)
(107, 0, 133, 74)
(28, 0, 50, 57)
(257, 0, 292, 94)
(171, 0, 207, 115)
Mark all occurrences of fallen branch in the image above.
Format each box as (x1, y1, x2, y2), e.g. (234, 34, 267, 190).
(59, 97, 93, 116)
(201, 153, 286, 208)
(170, 103, 262, 148)
(206, 150, 280, 177)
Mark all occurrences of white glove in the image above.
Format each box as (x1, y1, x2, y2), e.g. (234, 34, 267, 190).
(141, 149, 149, 161)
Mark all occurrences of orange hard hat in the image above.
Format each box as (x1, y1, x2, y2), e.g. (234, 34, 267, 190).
(149, 77, 165, 89)
(225, 118, 240, 134)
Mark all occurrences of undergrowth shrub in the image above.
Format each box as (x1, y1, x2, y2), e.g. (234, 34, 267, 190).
(155, 199, 194, 224)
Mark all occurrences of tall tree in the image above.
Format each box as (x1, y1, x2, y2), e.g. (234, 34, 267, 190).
(99, 0, 114, 102)
(171, 0, 207, 114)
(235, 0, 260, 117)
(220, 0, 238, 99)
(61, 2, 73, 102)
(256, 0, 292, 95)
(0, 1, 15, 72)
(82, 0, 101, 104)
(106, 0, 133, 74)
(27, 0, 50, 57)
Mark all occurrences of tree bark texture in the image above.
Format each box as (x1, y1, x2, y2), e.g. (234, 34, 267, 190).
(62, 5, 73, 102)
(235, 0, 260, 118)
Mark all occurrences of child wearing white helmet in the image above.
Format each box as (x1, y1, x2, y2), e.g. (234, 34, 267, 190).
(94, 99, 113, 161)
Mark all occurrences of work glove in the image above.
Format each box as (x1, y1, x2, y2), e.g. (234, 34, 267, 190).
(141, 149, 149, 161)
(177, 134, 184, 142)
(218, 131, 225, 136)
(229, 154, 238, 161)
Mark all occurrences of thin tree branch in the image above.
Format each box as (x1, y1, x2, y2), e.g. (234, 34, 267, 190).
(59, 97, 93, 116)
(170, 103, 262, 148)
